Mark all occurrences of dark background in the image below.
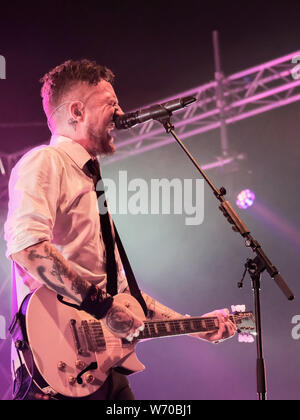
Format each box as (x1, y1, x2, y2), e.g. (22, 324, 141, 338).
(0, 0, 299, 400)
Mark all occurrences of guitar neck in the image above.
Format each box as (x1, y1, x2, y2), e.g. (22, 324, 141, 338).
(137, 315, 236, 340)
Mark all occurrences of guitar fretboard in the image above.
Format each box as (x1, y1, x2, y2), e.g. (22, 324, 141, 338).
(87, 311, 253, 347)
(137, 315, 234, 340)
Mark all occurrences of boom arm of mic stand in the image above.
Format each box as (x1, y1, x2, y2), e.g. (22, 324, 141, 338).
(158, 118, 294, 301)
(220, 202, 294, 300)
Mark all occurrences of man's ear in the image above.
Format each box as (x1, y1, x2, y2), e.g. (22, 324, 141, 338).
(74, 108, 82, 117)
(70, 101, 84, 120)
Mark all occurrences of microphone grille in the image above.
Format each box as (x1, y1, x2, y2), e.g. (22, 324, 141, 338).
(114, 112, 138, 129)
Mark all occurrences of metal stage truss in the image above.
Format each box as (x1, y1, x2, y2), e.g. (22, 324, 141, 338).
(0, 50, 300, 200)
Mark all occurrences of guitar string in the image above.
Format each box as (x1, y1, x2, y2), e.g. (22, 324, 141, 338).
(87, 315, 239, 331)
(82, 315, 246, 349)
(81, 314, 251, 348)
(86, 315, 242, 338)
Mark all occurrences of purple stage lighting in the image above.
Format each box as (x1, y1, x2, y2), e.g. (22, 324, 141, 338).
(236, 189, 256, 209)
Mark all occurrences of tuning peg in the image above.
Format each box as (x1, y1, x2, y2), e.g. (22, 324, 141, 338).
(238, 333, 254, 343)
(231, 304, 246, 313)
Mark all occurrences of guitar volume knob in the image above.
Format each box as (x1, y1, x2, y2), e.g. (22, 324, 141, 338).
(75, 360, 86, 370)
(57, 361, 66, 371)
(85, 374, 95, 384)
(68, 376, 76, 385)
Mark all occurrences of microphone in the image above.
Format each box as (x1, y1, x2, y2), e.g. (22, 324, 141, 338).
(114, 95, 196, 130)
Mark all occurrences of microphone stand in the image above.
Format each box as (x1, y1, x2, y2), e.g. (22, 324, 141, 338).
(154, 112, 295, 401)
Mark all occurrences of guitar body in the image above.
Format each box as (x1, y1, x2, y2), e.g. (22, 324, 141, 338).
(24, 287, 146, 398)
(19, 286, 254, 398)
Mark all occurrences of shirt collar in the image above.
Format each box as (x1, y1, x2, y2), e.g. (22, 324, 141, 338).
(50, 135, 93, 169)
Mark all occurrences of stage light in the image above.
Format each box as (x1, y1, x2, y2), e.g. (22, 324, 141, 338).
(236, 189, 255, 209)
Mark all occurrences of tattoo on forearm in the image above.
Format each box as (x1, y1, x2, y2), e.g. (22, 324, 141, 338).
(37, 266, 80, 303)
(71, 275, 90, 298)
(143, 294, 178, 320)
(26, 244, 89, 298)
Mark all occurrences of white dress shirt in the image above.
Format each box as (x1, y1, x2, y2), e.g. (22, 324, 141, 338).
(4, 135, 187, 378)
(5, 135, 128, 309)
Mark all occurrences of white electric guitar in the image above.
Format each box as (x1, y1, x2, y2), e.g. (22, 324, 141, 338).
(16, 286, 255, 398)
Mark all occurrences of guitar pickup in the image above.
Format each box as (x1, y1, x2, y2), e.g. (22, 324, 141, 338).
(69, 319, 86, 355)
(81, 320, 106, 352)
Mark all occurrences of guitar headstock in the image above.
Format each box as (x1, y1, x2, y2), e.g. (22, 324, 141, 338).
(231, 305, 256, 343)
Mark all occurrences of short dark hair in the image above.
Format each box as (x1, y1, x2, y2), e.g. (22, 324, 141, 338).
(40, 59, 115, 111)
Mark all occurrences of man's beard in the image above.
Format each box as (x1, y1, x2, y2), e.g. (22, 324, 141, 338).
(87, 125, 116, 156)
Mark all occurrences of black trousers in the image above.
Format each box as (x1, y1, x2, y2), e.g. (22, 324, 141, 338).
(13, 365, 135, 400)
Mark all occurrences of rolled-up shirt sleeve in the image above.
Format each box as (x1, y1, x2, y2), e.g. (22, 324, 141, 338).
(4, 146, 62, 258)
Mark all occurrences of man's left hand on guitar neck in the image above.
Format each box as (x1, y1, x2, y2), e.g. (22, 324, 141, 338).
(187, 308, 237, 344)
(134, 289, 237, 344)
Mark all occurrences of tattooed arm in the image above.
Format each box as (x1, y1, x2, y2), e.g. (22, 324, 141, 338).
(12, 241, 145, 339)
(11, 240, 91, 303)
(124, 288, 236, 343)
(123, 287, 183, 320)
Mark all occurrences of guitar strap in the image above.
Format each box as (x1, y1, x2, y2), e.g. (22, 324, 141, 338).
(85, 158, 148, 317)
(10, 162, 148, 319)
(113, 222, 148, 317)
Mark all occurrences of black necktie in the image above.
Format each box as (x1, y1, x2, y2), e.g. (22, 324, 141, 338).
(85, 158, 118, 296)
(84, 158, 148, 316)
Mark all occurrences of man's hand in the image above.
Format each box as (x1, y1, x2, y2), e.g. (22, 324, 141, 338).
(190, 308, 237, 344)
(105, 302, 144, 342)
(81, 285, 144, 342)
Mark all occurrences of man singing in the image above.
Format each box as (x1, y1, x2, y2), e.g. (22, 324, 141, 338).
(4, 59, 236, 400)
